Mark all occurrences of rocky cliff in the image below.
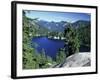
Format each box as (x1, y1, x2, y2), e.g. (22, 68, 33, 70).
(61, 53, 91, 67)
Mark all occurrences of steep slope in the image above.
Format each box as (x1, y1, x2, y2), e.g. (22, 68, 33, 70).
(37, 20, 68, 32)
(72, 20, 90, 28)
(36, 20, 90, 32)
(61, 53, 91, 67)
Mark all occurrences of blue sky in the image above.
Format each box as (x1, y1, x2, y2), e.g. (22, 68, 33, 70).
(24, 10, 91, 23)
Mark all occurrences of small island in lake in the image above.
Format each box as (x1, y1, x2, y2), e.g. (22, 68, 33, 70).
(22, 10, 91, 69)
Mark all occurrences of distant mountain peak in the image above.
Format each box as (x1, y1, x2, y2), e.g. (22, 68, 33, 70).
(33, 19, 90, 32)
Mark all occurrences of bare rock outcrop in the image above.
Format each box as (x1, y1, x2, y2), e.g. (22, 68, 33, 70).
(61, 53, 91, 67)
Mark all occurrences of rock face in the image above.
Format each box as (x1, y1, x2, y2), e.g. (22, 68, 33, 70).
(61, 53, 91, 67)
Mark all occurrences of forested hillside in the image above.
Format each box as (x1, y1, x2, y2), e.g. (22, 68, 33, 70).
(23, 11, 56, 69)
(22, 11, 91, 69)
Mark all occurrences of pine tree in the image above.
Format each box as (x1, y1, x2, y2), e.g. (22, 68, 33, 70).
(56, 48, 66, 64)
(64, 24, 80, 56)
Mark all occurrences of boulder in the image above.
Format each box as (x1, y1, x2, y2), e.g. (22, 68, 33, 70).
(62, 53, 91, 67)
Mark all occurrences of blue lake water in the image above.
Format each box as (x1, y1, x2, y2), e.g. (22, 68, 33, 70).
(32, 37, 90, 58)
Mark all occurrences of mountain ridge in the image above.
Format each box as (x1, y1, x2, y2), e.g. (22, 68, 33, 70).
(34, 20, 90, 32)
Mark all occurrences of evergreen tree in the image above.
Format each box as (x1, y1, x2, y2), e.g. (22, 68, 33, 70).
(64, 24, 80, 56)
(56, 48, 66, 64)
(22, 11, 37, 69)
(22, 11, 56, 69)
(78, 25, 91, 47)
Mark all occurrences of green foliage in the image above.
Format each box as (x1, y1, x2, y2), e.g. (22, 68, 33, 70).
(23, 47, 37, 69)
(22, 11, 90, 69)
(38, 49, 54, 68)
(78, 25, 91, 47)
(47, 31, 64, 39)
(64, 24, 80, 56)
(56, 48, 66, 64)
(48, 31, 58, 37)
(22, 11, 54, 69)
(22, 11, 38, 69)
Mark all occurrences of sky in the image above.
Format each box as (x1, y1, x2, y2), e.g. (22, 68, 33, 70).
(24, 10, 91, 23)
